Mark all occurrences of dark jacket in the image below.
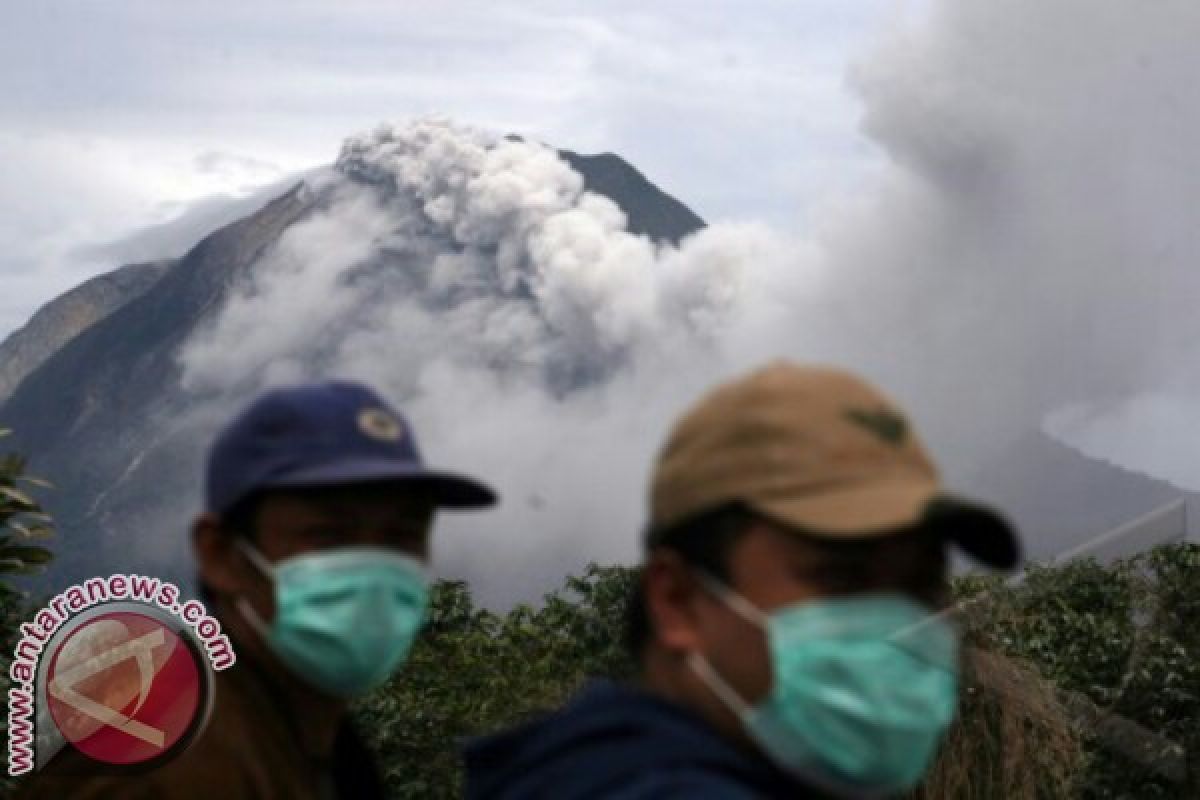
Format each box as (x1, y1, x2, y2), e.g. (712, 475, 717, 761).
(463, 680, 831, 799)
(14, 649, 384, 800)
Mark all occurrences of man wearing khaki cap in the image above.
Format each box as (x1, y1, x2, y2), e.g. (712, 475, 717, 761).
(464, 361, 1020, 799)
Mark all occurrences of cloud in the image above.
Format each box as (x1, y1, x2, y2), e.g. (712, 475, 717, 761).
(192, 151, 284, 188)
(72, 176, 319, 275)
(0, 2, 887, 340)
(0, 131, 309, 339)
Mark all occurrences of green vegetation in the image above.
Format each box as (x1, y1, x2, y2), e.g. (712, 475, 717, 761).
(355, 565, 638, 796)
(0, 431, 55, 796)
(0, 431, 54, 595)
(948, 548, 1200, 798)
(0, 430, 56, 664)
(359, 545, 1200, 799)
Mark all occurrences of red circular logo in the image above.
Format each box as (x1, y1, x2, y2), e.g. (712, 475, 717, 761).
(45, 609, 208, 766)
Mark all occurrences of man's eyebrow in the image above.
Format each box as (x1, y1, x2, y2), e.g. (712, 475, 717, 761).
(781, 548, 861, 576)
(806, 539, 875, 559)
(292, 501, 352, 519)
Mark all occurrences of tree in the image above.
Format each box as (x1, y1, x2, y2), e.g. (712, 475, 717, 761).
(0, 430, 55, 796)
(942, 545, 1200, 798)
(355, 566, 638, 797)
(0, 429, 55, 593)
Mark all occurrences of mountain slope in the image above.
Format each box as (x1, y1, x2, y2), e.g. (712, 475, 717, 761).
(0, 261, 172, 402)
(559, 150, 705, 244)
(964, 429, 1191, 562)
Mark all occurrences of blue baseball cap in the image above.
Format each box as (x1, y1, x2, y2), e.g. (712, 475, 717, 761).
(205, 381, 497, 514)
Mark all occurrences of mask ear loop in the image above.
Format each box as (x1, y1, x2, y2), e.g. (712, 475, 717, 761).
(234, 537, 275, 579)
(875, 600, 962, 672)
(687, 571, 770, 719)
(232, 538, 275, 639)
(693, 570, 770, 629)
(686, 652, 753, 717)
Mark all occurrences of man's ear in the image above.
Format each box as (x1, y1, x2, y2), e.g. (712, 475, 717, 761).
(192, 513, 254, 597)
(643, 549, 706, 654)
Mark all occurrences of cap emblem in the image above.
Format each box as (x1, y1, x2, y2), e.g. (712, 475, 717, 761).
(844, 407, 907, 446)
(358, 408, 404, 442)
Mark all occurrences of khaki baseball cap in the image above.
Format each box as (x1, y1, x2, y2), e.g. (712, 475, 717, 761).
(647, 361, 1020, 569)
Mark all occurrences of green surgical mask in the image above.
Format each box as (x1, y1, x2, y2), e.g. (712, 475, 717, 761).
(237, 541, 430, 697)
(689, 577, 959, 796)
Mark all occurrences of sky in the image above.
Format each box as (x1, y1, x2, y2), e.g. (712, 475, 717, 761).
(7, 1, 1200, 600)
(0, 0, 900, 341)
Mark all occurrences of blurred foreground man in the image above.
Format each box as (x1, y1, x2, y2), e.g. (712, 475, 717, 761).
(20, 381, 495, 799)
(464, 362, 1021, 799)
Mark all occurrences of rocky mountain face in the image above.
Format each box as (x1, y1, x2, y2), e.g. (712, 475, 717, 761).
(558, 150, 704, 245)
(0, 261, 172, 403)
(2, 183, 316, 581)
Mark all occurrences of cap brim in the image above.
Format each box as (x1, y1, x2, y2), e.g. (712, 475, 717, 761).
(922, 494, 1022, 570)
(751, 479, 1021, 570)
(263, 458, 497, 509)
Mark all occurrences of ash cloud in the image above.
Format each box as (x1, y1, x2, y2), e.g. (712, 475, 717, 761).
(177, 119, 792, 603)
(182, 121, 776, 401)
(831, 0, 1200, 487)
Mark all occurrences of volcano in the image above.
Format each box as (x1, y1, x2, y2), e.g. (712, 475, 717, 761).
(0, 120, 1189, 595)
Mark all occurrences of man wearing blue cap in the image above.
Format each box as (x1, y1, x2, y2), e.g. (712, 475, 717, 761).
(18, 381, 496, 799)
